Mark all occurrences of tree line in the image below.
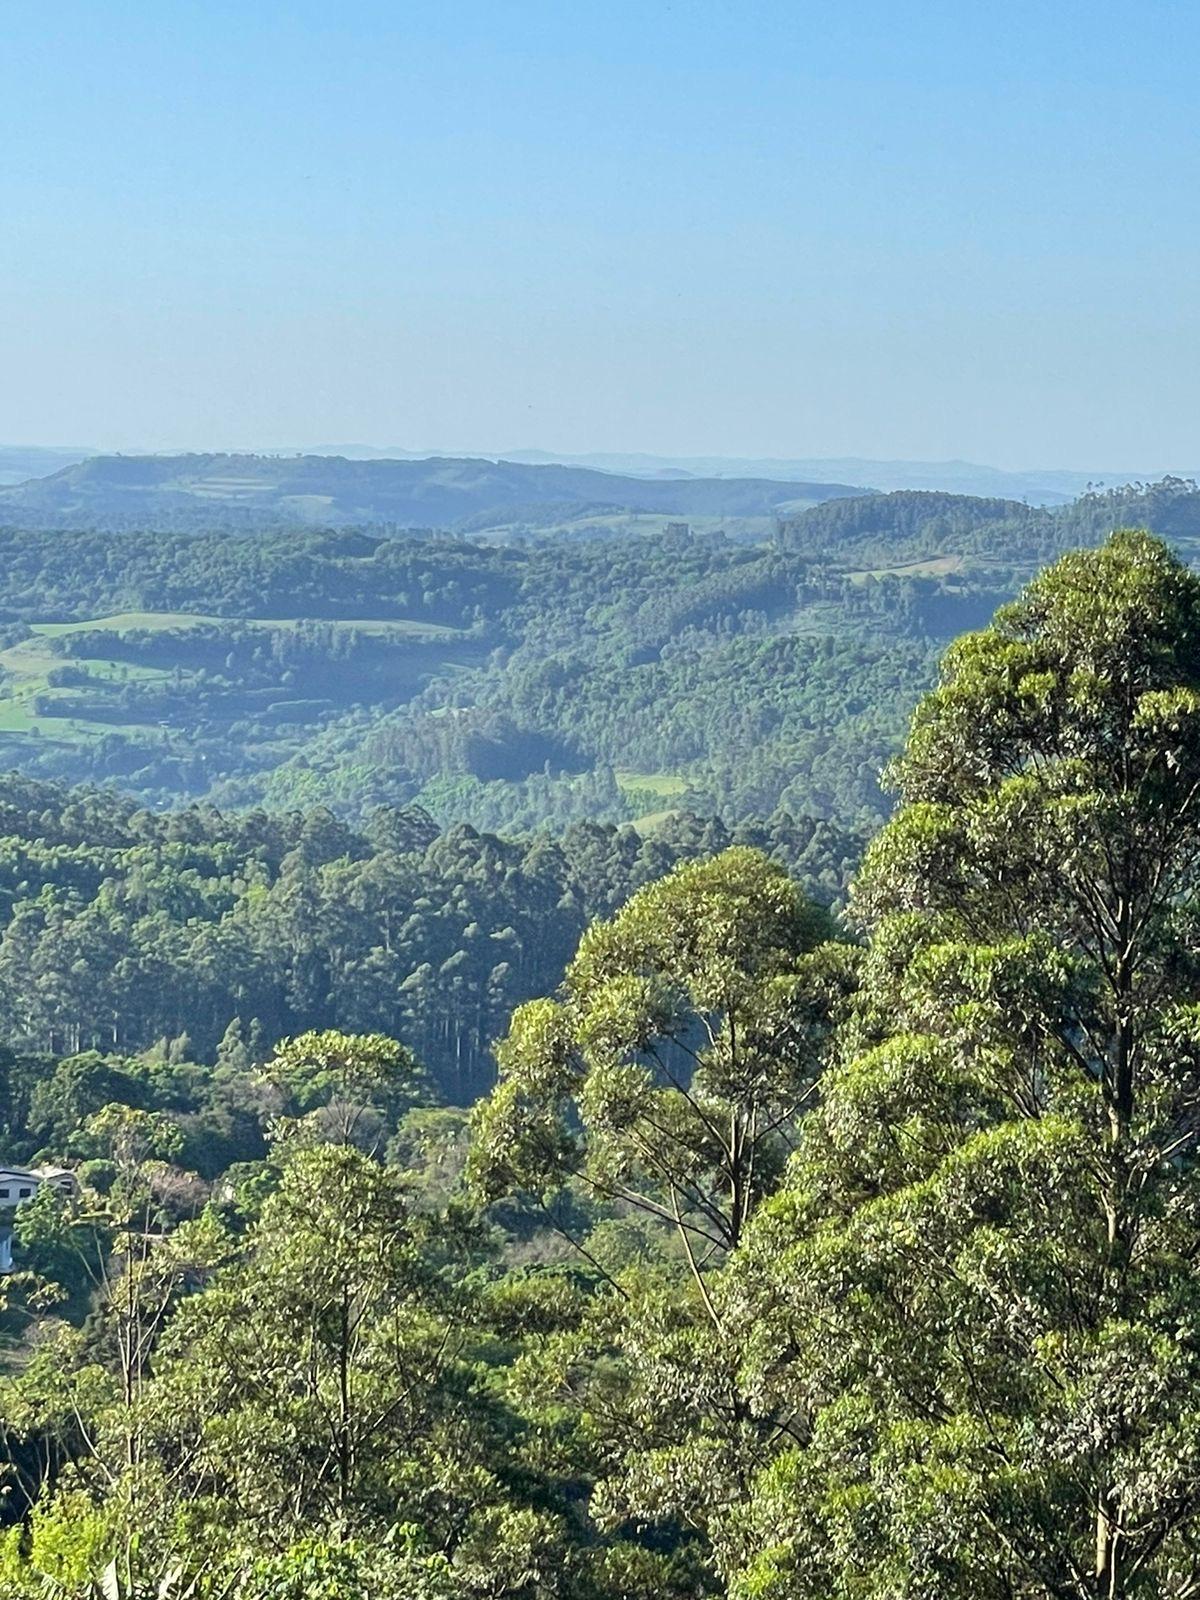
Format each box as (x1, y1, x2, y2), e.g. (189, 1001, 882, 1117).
(0, 774, 863, 1101)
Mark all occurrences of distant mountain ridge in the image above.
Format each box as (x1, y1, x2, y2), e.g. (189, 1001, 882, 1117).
(0, 452, 865, 531)
(8, 444, 1200, 505)
(290, 447, 1190, 504)
(253, 448, 1184, 504)
(496, 452, 1184, 504)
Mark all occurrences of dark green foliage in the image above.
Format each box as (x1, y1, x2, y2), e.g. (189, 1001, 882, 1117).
(8, 528, 1200, 1597)
(0, 521, 948, 820)
(0, 772, 863, 1101)
(0, 850, 824, 1597)
(778, 476, 1200, 576)
(1, 476, 1190, 828)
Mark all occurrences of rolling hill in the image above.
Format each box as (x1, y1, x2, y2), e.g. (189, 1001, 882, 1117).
(775, 479, 1200, 568)
(0, 474, 1194, 828)
(0, 452, 865, 531)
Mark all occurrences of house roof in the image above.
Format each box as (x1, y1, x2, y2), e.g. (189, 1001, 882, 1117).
(0, 1165, 77, 1185)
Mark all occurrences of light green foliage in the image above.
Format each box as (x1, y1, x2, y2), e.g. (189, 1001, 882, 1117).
(261, 1028, 429, 1148)
(0, 1142, 594, 1595)
(472, 847, 844, 1260)
(0, 504, 987, 827)
(82, 1104, 185, 1170)
(13, 529, 1200, 1594)
(233, 1532, 458, 1600)
(472, 848, 847, 1587)
(0, 479, 1195, 836)
(726, 532, 1200, 1598)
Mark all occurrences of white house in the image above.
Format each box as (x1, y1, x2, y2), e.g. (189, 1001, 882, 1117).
(0, 1165, 79, 1272)
(0, 1165, 77, 1207)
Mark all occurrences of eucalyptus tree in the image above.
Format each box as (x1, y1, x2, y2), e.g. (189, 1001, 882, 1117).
(471, 846, 845, 1298)
(259, 1028, 428, 1149)
(1, 1145, 583, 1597)
(728, 532, 1200, 1599)
(471, 848, 848, 1587)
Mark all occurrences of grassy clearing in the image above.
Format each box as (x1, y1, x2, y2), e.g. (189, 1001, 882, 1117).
(848, 555, 965, 582)
(0, 644, 67, 678)
(278, 494, 338, 517)
(0, 628, 180, 742)
(0, 699, 140, 739)
(615, 770, 688, 800)
(0, 700, 42, 733)
(0, 689, 157, 739)
(322, 618, 462, 638)
(33, 612, 225, 636)
(630, 807, 680, 834)
(0, 637, 170, 683)
(0, 610, 472, 750)
(74, 659, 169, 683)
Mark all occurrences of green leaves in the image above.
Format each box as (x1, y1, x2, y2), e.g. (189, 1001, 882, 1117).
(474, 848, 840, 1258)
(260, 1029, 430, 1150)
(725, 532, 1200, 1596)
(466, 849, 847, 1589)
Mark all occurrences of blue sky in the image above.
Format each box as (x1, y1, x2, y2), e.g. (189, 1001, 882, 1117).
(2, 0, 1198, 467)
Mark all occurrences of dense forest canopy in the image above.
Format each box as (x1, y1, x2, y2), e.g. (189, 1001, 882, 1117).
(5, 490, 1200, 1594)
(0, 771, 862, 1103)
(0, 476, 1196, 836)
(5, 531, 1200, 1597)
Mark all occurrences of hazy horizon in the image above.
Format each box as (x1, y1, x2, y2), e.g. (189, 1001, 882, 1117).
(3, 441, 1196, 484)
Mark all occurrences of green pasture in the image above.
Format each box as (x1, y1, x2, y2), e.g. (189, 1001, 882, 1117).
(614, 770, 688, 800)
(848, 555, 965, 581)
(0, 608, 469, 746)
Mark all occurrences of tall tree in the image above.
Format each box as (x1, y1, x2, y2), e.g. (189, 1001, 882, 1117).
(471, 847, 844, 1295)
(260, 1029, 428, 1149)
(471, 848, 848, 1588)
(729, 531, 1200, 1599)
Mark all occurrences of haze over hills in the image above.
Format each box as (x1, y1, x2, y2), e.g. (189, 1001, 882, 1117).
(266, 448, 1200, 503)
(0, 445, 98, 487)
(0, 475, 1195, 828)
(6, 445, 1199, 508)
(0, 451, 865, 533)
(495, 452, 1119, 502)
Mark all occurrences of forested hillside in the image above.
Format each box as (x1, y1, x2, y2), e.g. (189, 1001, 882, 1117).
(1, 476, 1195, 832)
(6, 532, 1200, 1597)
(778, 475, 1200, 570)
(0, 521, 961, 823)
